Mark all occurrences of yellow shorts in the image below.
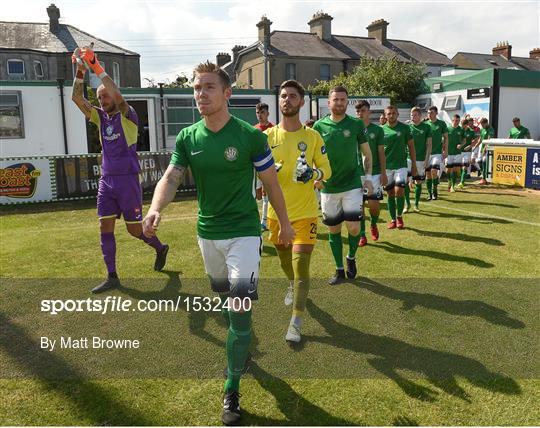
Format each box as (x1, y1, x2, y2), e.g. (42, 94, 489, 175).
(268, 217, 318, 246)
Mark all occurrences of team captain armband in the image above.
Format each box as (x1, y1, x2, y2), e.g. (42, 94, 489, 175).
(252, 149, 274, 172)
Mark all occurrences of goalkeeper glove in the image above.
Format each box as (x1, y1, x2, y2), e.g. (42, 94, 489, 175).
(79, 46, 106, 78)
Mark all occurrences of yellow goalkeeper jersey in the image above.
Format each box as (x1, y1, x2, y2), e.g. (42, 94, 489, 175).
(265, 125, 331, 222)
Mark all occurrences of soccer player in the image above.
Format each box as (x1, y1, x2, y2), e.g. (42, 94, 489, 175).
(142, 62, 294, 425)
(474, 118, 495, 185)
(70, 45, 168, 294)
(425, 106, 448, 200)
(254, 102, 274, 230)
(508, 117, 531, 139)
(457, 118, 476, 189)
(379, 113, 387, 126)
(382, 105, 418, 229)
(407, 107, 432, 212)
(355, 100, 386, 246)
(265, 79, 331, 343)
(446, 114, 465, 192)
(313, 87, 373, 284)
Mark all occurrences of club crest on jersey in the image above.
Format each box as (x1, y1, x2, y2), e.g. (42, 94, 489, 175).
(297, 142, 307, 152)
(224, 146, 238, 161)
(106, 125, 114, 136)
(369, 133, 375, 139)
(397, 131, 401, 137)
(343, 129, 351, 138)
(321, 145, 326, 154)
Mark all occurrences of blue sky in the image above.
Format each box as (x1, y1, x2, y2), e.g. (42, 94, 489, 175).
(4, 0, 539, 86)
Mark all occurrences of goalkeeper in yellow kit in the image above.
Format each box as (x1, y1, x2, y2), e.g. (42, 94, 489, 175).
(265, 80, 331, 343)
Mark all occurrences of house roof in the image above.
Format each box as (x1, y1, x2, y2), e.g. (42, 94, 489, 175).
(234, 30, 453, 68)
(0, 21, 139, 56)
(452, 52, 540, 72)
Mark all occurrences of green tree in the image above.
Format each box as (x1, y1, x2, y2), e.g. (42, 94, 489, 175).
(144, 73, 191, 88)
(309, 57, 427, 104)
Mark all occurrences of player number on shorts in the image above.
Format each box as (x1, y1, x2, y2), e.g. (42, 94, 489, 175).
(310, 223, 317, 239)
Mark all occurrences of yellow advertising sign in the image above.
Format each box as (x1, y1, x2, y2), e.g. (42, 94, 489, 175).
(492, 147, 527, 186)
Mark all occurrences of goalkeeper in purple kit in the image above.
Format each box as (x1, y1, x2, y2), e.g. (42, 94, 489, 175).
(71, 45, 169, 293)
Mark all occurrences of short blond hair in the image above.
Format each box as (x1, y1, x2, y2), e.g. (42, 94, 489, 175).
(193, 61, 231, 89)
(411, 107, 422, 114)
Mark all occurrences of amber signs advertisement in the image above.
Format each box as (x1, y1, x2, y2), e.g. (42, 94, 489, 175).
(492, 147, 527, 186)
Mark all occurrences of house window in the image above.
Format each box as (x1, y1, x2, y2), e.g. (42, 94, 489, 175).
(442, 95, 461, 111)
(0, 91, 24, 138)
(7, 59, 25, 80)
(113, 62, 120, 86)
(320, 64, 331, 81)
(248, 68, 253, 86)
(33, 61, 44, 79)
(285, 63, 296, 80)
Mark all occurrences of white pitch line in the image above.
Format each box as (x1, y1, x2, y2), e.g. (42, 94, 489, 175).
(433, 203, 540, 227)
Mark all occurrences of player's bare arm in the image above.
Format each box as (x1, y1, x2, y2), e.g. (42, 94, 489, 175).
(258, 167, 295, 246)
(360, 142, 374, 194)
(378, 144, 388, 187)
(71, 64, 92, 119)
(143, 165, 186, 237)
(442, 132, 449, 158)
(407, 138, 419, 179)
(425, 137, 432, 168)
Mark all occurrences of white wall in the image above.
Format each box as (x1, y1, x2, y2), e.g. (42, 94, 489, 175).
(498, 87, 540, 140)
(0, 84, 87, 157)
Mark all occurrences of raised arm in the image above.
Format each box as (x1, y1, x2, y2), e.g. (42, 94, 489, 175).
(71, 63, 93, 119)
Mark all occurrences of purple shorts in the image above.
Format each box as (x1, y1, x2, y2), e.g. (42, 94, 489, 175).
(97, 174, 142, 223)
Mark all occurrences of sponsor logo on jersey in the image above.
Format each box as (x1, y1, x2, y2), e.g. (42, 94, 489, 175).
(103, 124, 120, 141)
(343, 129, 351, 138)
(224, 146, 239, 161)
(397, 131, 401, 137)
(369, 133, 375, 139)
(297, 142, 307, 152)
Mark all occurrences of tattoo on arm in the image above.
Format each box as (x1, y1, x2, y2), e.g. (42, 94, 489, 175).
(72, 80, 92, 118)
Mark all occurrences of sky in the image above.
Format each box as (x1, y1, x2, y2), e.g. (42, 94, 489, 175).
(3, 0, 539, 86)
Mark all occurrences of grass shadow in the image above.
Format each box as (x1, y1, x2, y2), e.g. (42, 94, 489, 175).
(355, 277, 525, 329)
(441, 199, 519, 209)
(407, 227, 505, 246)
(417, 210, 511, 224)
(370, 242, 494, 268)
(262, 245, 277, 256)
(306, 300, 521, 403)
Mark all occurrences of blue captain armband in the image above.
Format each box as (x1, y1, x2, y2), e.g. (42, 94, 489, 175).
(252, 149, 274, 172)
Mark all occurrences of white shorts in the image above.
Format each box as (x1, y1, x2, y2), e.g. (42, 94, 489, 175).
(197, 236, 261, 300)
(361, 174, 384, 201)
(461, 152, 471, 165)
(386, 167, 408, 188)
(321, 188, 363, 226)
(407, 159, 426, 180)
(256, 178, 263, 190)
(426, 154, 443, 171)
(446, 154, 462, 168)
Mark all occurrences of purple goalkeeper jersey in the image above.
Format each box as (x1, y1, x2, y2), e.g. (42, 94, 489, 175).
(90, 106, 140, 176)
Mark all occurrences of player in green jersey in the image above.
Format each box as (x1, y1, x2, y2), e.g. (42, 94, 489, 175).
(355, 100, 387, 246)
(508, 117, 531, 139)
(406, 107, 432, 212)
(143, 61, 295, 426)
(445, 114, 465, 192)
(382, 105, 418, 230)
(457, 118, 477, 189)
(425, 106, 448, 200)
(473, 118, 495, 185)
(313, 87, 373, 284)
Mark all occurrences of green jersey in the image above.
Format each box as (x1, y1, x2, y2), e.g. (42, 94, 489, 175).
(428, 119, 448, 154)
(462, 128, 476, 151)
(509, 126, 530, 139)
(480, 126, 495, 142)
(313, 115, 366, 194)
(170, 115, 273, 240)
(447, 125, 465, 155)
(409, 121, 432, 161)
(364, 123, 385, 175)
(382, 121, 412, 170)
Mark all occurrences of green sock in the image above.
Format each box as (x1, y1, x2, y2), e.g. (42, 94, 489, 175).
(347, 233, 360, 259)
(224, 310, 252, 392)
(450, 172, 455, 187)
(414, 184, 422, 206)
(434, 177, 439, 193)
(482, 162, 487, 180)
(276, 246, 294, 281)
(292, 252, 311, 317)
(396, 195, 405, 216)
(219, 293, 230, 328)
(387, 197, 397, 220)
(427, 178, 433, 196)
(404, 186, 411, 207)
(370, 214, 379, 226)
(460, 169, 466, 184)
(328, 232, 343, 269)
(360, 218, 366, 237)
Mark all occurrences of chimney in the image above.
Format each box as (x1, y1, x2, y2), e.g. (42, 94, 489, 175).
(367, 19, 389, 44)
(232, 45, 246, 64)
(492, 41, 512, 60)
(257, 15, 272, 45)
(47, 3, 60, 33)
(529, 48, 540, 60)
(216, 52, 231, 67)
(308, 11, 333, 42)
